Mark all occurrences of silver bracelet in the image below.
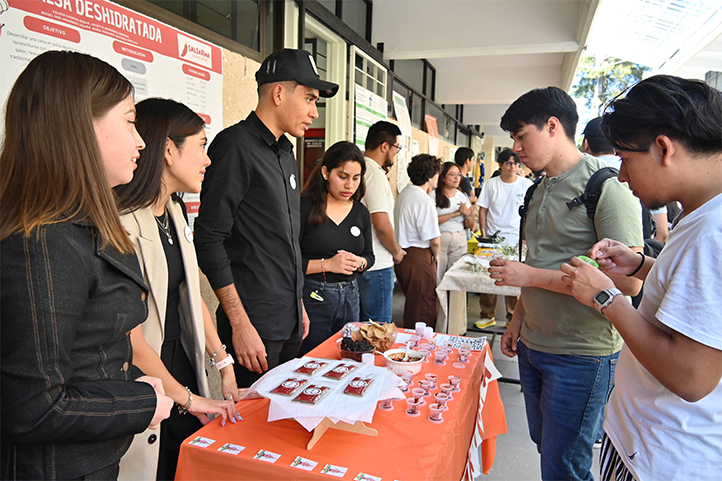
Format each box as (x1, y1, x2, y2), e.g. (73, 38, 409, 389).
(177, 386, 192, 415)
(211, 344, 226, 360)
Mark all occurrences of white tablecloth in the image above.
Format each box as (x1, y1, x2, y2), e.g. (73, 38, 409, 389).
(436, 256, 521, 335)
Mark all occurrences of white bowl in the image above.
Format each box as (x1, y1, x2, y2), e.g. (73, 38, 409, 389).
(383, 348, 425, 376)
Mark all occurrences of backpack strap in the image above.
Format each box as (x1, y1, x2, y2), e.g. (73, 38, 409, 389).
(566, 166, 619, 219)
(518, 176, 544, 261)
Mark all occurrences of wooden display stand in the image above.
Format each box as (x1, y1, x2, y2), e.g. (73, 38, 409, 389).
(306, 417, 378, 450)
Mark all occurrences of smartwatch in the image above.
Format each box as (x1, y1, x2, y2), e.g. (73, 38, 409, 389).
(593, 288, 622, 313)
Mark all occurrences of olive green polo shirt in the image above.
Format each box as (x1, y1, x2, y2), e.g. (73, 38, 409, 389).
(520, 154, 643, 356)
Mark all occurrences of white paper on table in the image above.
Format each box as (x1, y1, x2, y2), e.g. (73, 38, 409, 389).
(241, 357, 404, 431)
(435, 334, 487, 351)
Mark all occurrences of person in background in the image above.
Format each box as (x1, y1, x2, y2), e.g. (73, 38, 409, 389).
(394, 154, 443, 329)
(358, 121, 406, 324)
(475, 149, 532, 330)
(299, 142, 374, 354)
(493, 86, 643, 481)
(561, 74, 722, 481)
(0, 50, 172, 480)
(194, 49, 338, 387)
(454, 147, 478, 204)
(431, 161, 474, 284)
(115, 98, 242, 480)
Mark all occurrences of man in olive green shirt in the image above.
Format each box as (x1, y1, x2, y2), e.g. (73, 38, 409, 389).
(489, 87, 643, 481)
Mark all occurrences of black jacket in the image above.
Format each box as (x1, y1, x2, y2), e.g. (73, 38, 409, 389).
(1, 220, 157, 480)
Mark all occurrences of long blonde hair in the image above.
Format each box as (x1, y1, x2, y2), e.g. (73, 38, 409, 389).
(0, 51, 135, 253)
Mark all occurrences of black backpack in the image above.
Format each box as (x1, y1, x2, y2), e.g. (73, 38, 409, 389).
(518, 166, 663, 261)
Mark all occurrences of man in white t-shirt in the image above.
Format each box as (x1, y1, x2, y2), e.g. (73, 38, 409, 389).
(358, 121, 407, 324)
(475, 149, 532, 329)
(394, 154, 442, 328)
(561, 75, 722, 481)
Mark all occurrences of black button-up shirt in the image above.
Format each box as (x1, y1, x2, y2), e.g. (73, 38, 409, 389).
(194, 112, 303, 340)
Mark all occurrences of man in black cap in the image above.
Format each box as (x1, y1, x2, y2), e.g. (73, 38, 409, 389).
(195, 49, 339, 387)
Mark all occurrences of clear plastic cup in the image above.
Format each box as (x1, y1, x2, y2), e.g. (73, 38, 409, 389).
(434, 392, 449, 409)
(401, 371, 414, 384)
(458, 348, 471, 363)
(379, 398, 394, 411)
(440, 383, 454, 400)
(419, 380, 433, 397)
(399, 379, 410, 393)
(361, 352, 375, 365)
(411, 387, 426, 405)
(448, 375, 461, 392)
(415, 322, 426, 338)
(425, 373, 438, 390)
(409, 335, 422, 349)
(424, 326, 434, 340)
(406, 397, 421, 417)
(434, 351, 448, 365)
(428, 403, 444, 423)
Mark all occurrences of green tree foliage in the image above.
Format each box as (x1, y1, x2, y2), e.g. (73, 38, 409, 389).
(572, 56, 650, 114)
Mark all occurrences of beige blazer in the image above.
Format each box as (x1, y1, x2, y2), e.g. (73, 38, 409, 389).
(118, 200, 210, 480)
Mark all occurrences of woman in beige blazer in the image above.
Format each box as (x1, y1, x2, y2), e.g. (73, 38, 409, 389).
(115, 98, 242, 480)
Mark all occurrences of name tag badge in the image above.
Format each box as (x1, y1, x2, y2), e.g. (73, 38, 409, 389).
(350, 226, 361, 237)
(290, 174, 297, 190)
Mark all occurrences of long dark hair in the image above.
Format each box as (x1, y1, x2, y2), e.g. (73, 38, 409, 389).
(0, 50, 135, 253)
(115, 98, 205, 212)
(435, 162, 459, 209)
(301, 141, 366, 227)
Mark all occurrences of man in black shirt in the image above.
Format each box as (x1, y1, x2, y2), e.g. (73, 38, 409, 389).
(454, 147, 477, 204)
(194, 49, 339, 387)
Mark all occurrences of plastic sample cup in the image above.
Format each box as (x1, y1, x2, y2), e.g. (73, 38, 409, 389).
(425, 373, 438, 390)
(428, 403, 445, 423)
(399, 379, 410, 393)
(434, 351, 448, 366)
(440, 383, 454, 400)
(419, 380, 433, 397)
(405, 397, 421, 417)
(434, 392, 449, 409)
(361, 352, 375, 365)
(424, 326, 434, 340)
(415, 322, 427, 337)
(411, 387, 426, 405)
(458, 348, 471, 363)
(401, 371, 414, 384)
(379, 398, 394, 411)
(448, 375, 461, 392)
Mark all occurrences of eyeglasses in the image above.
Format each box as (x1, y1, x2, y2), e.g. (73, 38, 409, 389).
(446, 172, 462, 177)
(388, 142, 402, 152)
(504, 161, 520, 166)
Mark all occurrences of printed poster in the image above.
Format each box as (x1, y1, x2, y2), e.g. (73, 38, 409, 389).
(354, 84, 387, 149)
(0, 0, 224, 227)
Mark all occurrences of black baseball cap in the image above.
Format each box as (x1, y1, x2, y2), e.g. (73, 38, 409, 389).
(582, 117, 603, 138)
(256, 49, 339, 98)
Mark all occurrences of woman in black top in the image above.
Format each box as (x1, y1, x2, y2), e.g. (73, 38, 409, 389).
(115, 99, 240, 480)
(299, 142, 375, 354)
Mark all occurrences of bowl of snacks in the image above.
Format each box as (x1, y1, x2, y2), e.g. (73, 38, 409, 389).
(337, 336, 375, 362)
(349, 320, 397, 352)
(383, 348, 425, 375)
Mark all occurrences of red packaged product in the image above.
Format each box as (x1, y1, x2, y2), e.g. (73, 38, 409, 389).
(343, 377, 374, 396)
(292, 385, 330, 404)
(270, 378, 307, 396)
(294, 361, 328, 375)
(323, 363, 357, 380)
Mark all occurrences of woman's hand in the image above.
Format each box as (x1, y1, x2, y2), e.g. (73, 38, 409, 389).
(560, 257, 616, 307)
(137, 376, 173, 429)
(458, 202, 471, 217)
(588, 238, 640, 276)
(189, 395, 241, 427)
(328, 250, 360, 275)
(220, 366, 244, 402)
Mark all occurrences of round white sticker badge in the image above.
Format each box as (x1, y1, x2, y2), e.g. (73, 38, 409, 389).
(350, 226, 361, 237)
(290, 174, 297, 190)
(184, 226, 193, 243)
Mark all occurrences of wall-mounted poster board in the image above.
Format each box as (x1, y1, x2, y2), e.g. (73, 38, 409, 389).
(0, 0, 224, 227)
(354, 84, 387, 149)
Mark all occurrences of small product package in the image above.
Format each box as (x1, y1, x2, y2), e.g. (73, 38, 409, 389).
(270, 378, 308, 396)
(343, 377, 374, 397)
(292, 385, 330, 404)
(323, 363, 357, 380)
(294, 360, 328, 375)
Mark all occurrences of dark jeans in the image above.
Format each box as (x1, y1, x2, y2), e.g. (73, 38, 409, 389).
(216, 307, 303, 388)
(299, 278, 360, 355)
(358, 267, 395, 324)
(517, 341, 619, 481)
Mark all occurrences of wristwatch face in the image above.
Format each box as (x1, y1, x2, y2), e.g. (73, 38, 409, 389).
(595, 291, 612, 305)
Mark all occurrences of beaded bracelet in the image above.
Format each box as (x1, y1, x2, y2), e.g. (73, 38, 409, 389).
(211, 344, 226, 360)
(177, 386, 192, 415)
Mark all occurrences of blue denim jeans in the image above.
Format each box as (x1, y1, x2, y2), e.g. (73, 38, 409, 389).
(357, 267, 394, 324)
(517, 341, 619, 481)
(299, 278, 360, 355)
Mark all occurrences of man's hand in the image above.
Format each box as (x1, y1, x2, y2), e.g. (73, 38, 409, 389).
(488, 259, 533, 287)
(137, 376, 173, 430)
(500, 317, 522, 358)
(560, 257, 616, 307)
(588, 238, 641, 276)
(301, 302, 310, 340)
(393, 247, 406, 264)
(232, 322, 267, 374)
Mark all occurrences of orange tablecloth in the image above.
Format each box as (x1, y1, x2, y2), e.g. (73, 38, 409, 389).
(176, 333, 507, 480)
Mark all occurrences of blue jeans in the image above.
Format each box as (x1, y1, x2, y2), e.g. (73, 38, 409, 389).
(517, 341, 619, 481)
(299, 278, 360, 355)
(357, 267, 394, 324)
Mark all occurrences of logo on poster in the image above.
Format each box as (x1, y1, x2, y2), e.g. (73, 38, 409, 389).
(177, 33, 212, 69)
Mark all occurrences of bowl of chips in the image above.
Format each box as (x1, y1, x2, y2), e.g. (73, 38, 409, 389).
(383, 348, 424, 375)
(349, 320, 397, 352)
(337, 336, 374, 362)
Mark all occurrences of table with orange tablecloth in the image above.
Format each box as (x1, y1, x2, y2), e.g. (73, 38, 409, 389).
(176, 332, 507, 480)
